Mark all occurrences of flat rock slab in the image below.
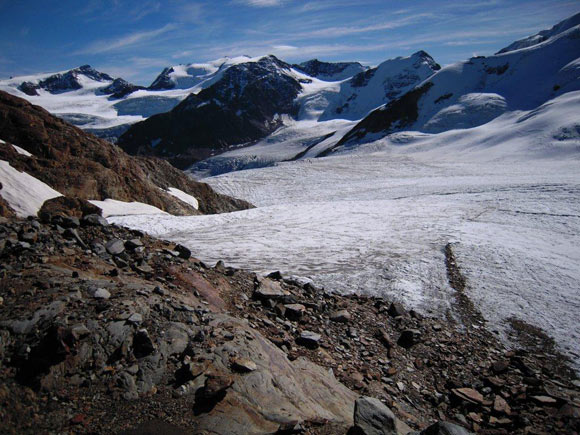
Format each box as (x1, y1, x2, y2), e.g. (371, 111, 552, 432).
(253, 278, 290, 301)
(452, 388, 484, 405)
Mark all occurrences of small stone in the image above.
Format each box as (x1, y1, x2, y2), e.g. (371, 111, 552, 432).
(491, 360, 510, 374)
(125, 239, 143, 250)
(92, 288, 111, 299)
(153, 286, 167, 296)
(105, 239, 125, 255)
(175, 244, 191, 259)
(397, 329, 421, 348)
(387, 302, 407, 317)
(296, 330, 321, 349)
(330, 309, 351, 323)
(232, 358, 257, 373)
(127, 313, 143, 324)
(284, 304, 306, 321)
(61, 216, 80, 228)
(82, 214, 109, 227)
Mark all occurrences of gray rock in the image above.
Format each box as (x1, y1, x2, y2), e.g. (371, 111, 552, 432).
(92, 288, 111, 299)
(253, 278, 290, 302)
(127, 313, 143, 324)
(82, 214, 109, 227)
(352, 396, 411, 435)
(296, 330, 321, 349)
(106, 239, 125, 255)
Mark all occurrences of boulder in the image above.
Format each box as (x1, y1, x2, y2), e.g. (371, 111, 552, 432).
(351, 396, 411, 435)
(106, 239, 125, 255)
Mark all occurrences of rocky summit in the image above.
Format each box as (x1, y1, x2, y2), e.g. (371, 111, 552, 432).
(0, 214, 578, 434)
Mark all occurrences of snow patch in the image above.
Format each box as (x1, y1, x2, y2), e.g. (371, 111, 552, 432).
(166, 187, 198, 210)
(0, 160, 62, 217)
(89, 199, 168, 218)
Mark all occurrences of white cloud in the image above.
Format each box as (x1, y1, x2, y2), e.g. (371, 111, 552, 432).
(74, 24, 177, 54)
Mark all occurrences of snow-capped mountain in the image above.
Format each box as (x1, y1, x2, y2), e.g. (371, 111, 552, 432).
(118, 55, 304, 168)
(292, 59, 367, 81)
(497, 11, 580, 54)
(149, 56, 259, 90)
(320, 50, 440, 121)
(333, 18, 580, 150)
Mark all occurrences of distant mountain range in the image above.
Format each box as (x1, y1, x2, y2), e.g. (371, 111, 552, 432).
(0, 12, 579, 170)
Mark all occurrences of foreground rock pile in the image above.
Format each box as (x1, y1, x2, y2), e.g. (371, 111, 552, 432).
(0, 215, 578, 434)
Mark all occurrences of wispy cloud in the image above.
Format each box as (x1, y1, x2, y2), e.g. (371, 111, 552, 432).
(74, 24, 177, 55)
(234, 0, 285, 7)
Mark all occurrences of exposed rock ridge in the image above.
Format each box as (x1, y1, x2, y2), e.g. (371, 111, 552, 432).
(0, 90, 253, 216)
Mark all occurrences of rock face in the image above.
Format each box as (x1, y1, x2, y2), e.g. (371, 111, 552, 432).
(293, 59, 367, 81)
(18, 65, 115, 96)
(101, 78, 145, 99)
(118, 55, 303, 168)
(0, 90, 253, 216)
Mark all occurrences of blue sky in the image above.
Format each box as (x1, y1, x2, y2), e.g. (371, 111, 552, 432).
(0, 0, 577, 85)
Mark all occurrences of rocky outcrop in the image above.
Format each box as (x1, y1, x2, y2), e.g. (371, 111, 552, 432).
(0, 217, 355, 433)
(19, 65, 115, 95)
(0, 90, 253, 215)
(101, 78, 146, 100)
(118, 55, 302, 168)
(293, 59, 367, 81)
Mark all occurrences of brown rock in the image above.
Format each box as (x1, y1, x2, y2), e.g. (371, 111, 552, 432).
(202, 374, 233, 399)
(493, 395, 511, 415)
(330, 309, 351, 323)
(531, 395, 558, 406)
(231, 358, 257, 373)
(452, 388, 485, 405)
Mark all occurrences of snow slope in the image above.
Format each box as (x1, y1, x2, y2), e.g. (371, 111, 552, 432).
(320, 51, 439, 121)
(339, 22, 580, 147)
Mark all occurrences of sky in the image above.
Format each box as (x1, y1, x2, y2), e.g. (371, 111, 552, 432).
(0, 0, 578, 86)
